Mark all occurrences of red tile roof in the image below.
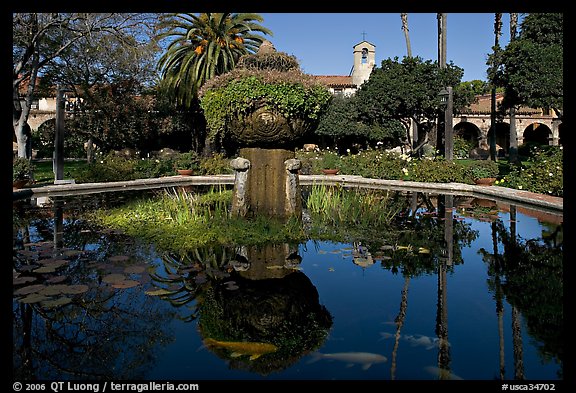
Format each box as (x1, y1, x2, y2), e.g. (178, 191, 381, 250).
(314, 75, 356, 88)
(461, 93, 540, 115)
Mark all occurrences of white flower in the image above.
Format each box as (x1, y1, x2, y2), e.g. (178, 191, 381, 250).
(549, 172, 553, 176)
(100, 160, 104, 164)
(518, 185, 523, 189)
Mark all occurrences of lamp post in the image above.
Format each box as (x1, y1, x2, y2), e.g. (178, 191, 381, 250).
(54, 85, 73, 183)
(438, 87, 453, 161)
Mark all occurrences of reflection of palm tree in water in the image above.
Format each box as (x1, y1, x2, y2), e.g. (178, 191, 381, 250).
(390, 275, 410, 380)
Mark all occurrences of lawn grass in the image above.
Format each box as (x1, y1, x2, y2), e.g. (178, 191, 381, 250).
(32, 160, 88, 186)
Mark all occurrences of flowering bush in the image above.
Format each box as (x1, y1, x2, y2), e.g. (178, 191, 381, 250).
(498, 145, 563, 197)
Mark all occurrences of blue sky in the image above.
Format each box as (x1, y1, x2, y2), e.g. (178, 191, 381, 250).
(258, 13, 521, 82)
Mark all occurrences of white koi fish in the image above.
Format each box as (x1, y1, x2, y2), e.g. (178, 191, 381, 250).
(424, 366, 464, 380)
(379, 332, 450, 350)
(307, 351, 387, 370)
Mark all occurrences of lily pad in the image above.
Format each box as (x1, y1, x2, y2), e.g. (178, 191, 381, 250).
(44, 259, 69, 268)
(124, 265, 146, 274)
(61, 284, 89, 294)
(62, 250, 83, 257)
(46, 275, 68, 284)
(41, 297, 72, 308)
(145, 288, 173, 296)
(102, 274, 127, 284)
(19, 265, 40, 272)
(109, 255, 130, 263)
(33, 266, 57, 273)
(14, 284, 46, 296)
(39, 285, 69, 296)
(13, 276, 36, 285)
(19, 293, 51, 304)
(111, 280, 140, 289)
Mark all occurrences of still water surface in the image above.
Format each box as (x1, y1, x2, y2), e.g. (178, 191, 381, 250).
(12, 189, 563, 381)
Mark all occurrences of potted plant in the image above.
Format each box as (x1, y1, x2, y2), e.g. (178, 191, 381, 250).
(173, 152, 200, 176)
(468, 159, 499, 185)
(319, 151, 342, 175)
(13, 157, 35, 189)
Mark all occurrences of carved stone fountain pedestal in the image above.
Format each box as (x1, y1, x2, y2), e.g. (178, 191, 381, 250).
(231, 147, 302, 219)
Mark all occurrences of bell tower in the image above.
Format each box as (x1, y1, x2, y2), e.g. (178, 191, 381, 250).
(351, 40, 376, 87)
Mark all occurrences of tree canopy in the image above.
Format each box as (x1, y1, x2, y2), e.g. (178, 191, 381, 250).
(496, 13, 563, 118)
(156, 13, 272, 108)
(352, 56, 474, 148)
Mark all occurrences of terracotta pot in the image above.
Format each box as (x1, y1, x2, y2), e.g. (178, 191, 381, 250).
(321, 169, 339, 175)
(474, 177, 496, 186)
(13, 179, 29, 190)
(177, 169, 193, 176)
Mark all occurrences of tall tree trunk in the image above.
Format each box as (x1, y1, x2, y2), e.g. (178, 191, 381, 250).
(401, 13, 418, 154)
(401, 13, 412, 58)
(508, 13, 519, 165)
(437, 14, 447, 68)
(490, 13, 502, 161)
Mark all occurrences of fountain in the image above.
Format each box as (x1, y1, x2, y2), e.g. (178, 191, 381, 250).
(199, 40, 331, 219)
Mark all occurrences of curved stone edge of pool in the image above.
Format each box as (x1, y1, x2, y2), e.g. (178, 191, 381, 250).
(12, 174, 563, 214)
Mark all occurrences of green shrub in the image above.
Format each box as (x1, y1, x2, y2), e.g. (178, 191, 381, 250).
(199, 153, 234, 175)
(75, 154, 138, 183)
(499, 145, 563, 197)
(13, 157, 35, 181)
(466, 159, 500, 180)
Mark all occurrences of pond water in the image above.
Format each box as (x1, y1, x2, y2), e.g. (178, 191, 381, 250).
(12, 187, 563, 382)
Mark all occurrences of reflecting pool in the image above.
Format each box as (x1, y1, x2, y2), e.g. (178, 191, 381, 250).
(12, 188, 563, 381)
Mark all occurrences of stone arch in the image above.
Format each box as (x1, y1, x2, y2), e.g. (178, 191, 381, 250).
(487, 122, 510, 156)
(453, 121, 481, 145)
(522, 122, 552, 146)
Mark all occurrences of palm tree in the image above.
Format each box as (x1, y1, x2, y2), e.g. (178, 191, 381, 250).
(508, 13, 519, 165)
(157, 13, 272, 108)
(401, 13, 418, 153)
(400, 13, 412, 57)
(489, 13, 503, 161)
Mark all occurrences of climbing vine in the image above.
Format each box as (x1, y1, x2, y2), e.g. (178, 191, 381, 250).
(199, 68, 332, 143)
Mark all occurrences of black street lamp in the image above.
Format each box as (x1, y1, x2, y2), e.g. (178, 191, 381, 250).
(54, 85, 73, 183)
(438, 87, 453, 161)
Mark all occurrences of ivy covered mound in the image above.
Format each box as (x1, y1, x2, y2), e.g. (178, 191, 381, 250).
(199, 41, 331, 149)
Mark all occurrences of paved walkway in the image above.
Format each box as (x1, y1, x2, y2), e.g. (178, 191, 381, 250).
(13, 174, 563, 214)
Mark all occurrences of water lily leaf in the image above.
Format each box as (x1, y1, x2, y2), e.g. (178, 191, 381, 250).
(41, 297, 72, 308)
(109, 255, 130, 263)
(19, 294, 50, 304)
(18, 265, 40, 272)
(46, 275, 68, 284)
(18, 250, 38, 257)
(33, 266, 57, 273)
(124, 265, 146, 274)
(61, 285, 89, 294)
(44, 260, 69, 268)
(145, 288, 173, 296)
(13, 276, 36, 285)
(39, 285, 68, 296)
(14, 284, 46, 296)
(62, 250, 83, 257)
(112, 280, 140, 289)
(18, 293, 50, 304)
(102, 274, 126, 284)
